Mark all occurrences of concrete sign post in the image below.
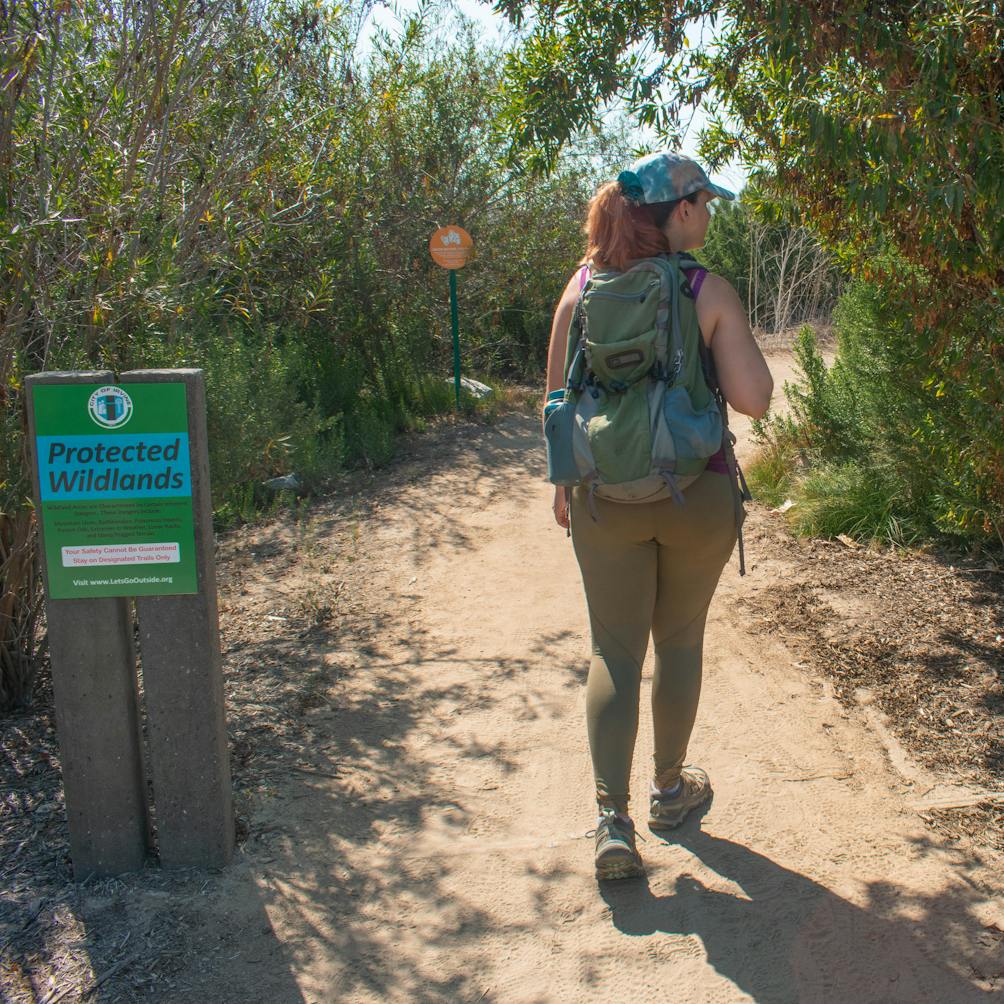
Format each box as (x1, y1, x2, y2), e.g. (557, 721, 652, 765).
(26, 369, 233, 878)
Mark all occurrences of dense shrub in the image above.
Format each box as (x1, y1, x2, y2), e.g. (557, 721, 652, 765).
(750, 275, 1004, 549)
(0, 2, 615, 706)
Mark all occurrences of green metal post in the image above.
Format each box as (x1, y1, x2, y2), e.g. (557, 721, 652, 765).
(449, 268, 461, 409)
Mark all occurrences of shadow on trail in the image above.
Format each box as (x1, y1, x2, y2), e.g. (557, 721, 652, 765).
(222, 477, 579, 1004)
(244, 414, 547, 571)
(214, 413, 586, 999)
(3, 413, 552, 1003)
(0, 679, 308, 1004)
(598, 826, 998, 1002)
(234, 626, 572, 1002)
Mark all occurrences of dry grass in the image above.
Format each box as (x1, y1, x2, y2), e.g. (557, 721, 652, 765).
(0, 510, 45, 711)
(754, 319, 835, 353)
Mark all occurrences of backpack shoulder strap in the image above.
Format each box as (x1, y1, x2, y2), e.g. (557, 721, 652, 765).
(684, 266, 707, 299)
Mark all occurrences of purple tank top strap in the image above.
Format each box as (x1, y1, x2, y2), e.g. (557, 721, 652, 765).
(578, 264, 591, 290)
(684, 267, 707, 299)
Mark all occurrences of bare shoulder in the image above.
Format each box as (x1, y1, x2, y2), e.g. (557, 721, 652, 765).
(558, 268, 583, 307)
(696, 271, 774, 418)
(552, 270, 582, 332)
(697, 271, 744, 312)
(693, 271, 744, 348)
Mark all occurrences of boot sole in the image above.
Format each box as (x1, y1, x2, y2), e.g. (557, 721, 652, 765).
(595, 855, 645, 881)
(648, 789, 713, 831)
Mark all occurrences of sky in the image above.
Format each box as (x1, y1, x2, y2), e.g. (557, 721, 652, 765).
(358, 0, 750, 195)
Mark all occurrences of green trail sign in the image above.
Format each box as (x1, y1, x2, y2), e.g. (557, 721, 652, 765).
(34, 382, 198, 598)
(27, 369, 233, 878)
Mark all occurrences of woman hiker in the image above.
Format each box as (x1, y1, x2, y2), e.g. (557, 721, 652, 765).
(544, 152, 774, 880)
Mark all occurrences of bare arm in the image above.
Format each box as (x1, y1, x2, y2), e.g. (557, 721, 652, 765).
(545, 271, 582, 528)
(544, 272, 583, 408)
(697, 272, 774, 419)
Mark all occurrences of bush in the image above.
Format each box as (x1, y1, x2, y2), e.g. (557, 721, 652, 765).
(113, 327, 346, 518)
(0, 0, 623, 705)
(748, 276, 1003, 550)
(783, 325, 859, 462)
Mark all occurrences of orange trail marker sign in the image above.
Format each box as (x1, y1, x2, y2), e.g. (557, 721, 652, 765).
(429, 225, 473, 269)
(429, 226, 474, 407)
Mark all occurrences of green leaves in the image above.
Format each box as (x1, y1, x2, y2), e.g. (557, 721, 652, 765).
(494, 1, 1004, 297)
(490, 0, 1003, 546)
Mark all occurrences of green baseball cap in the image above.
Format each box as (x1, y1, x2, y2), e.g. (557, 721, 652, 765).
(617, 151, 735, 205)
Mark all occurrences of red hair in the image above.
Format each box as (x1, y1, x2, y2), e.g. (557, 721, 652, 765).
(584, 181, 671, 272)
(583, 182, 698, 272)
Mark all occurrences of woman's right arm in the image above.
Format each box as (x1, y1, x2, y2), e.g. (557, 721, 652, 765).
(545, 272, 583, 529)
(699, 273, 774, 419)
(544, 272, 584, 408)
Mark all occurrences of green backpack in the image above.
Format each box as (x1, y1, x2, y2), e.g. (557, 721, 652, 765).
(545, 252, 723, 503)
(544, 252, 751, 570)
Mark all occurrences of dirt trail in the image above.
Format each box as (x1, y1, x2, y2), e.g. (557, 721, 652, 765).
(9, 353, 1001, 1003)
(171, 349, 1000, 1003)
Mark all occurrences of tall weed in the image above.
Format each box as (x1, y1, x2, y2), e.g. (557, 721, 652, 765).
(745, 420, 801, 510)
(790, 461, 926, 546)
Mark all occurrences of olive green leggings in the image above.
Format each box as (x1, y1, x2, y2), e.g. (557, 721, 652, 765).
(570, 471, 737, 813)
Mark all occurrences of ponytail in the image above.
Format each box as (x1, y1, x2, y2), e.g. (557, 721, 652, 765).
(583, 182, 698, 272)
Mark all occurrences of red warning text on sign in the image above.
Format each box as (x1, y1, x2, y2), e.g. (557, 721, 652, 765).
(61, 542, 181, 567)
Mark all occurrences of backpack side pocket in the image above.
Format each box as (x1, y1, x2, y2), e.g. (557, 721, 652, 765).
(662, 384, 723, 471)
(543, 399, 582, 486)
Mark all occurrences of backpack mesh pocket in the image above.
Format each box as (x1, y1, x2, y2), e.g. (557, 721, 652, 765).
(662, 384, 723, 463)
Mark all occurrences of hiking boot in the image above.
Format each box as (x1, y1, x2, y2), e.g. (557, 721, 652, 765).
(648, 766, 713, 831)
(590, 808, 645, 880)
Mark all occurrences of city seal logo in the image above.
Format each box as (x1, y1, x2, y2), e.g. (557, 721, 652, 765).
(88, 386, 133, 429)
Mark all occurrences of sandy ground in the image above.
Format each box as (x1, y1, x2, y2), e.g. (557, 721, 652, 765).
(201, 350, 1001, 1002)
(5, 351, 1003, 1002)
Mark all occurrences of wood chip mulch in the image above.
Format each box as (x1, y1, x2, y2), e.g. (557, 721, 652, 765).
(739, 505, 1004, 852)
